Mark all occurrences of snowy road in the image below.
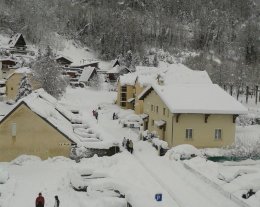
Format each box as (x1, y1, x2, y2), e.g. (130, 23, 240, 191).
(96, 105, 240, 207)
(61, 88, 241, 206)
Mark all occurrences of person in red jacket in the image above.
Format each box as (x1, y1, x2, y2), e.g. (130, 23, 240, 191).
(35, 193, 45, 207)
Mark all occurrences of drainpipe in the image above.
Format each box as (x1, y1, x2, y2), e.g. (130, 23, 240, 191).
(171, 114, 174, 146)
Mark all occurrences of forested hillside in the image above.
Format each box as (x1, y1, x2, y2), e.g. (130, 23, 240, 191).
(0, 0, 259, 86)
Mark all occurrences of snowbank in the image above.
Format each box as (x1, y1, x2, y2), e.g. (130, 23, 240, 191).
(10, 155, 41, 165)
(0, 168, 9, 184)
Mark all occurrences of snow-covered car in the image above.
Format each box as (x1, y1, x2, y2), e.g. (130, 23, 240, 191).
(119, 114, 143, 128)
(166, 144, 201, 161)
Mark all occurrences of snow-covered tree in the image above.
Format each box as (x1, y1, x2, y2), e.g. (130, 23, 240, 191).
(89, 75, 101, 90)
(15, 74, 32, 101)
(32, 46, 69, 99)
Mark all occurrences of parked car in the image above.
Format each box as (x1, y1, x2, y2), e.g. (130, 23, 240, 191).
(119, 114, 143, 128)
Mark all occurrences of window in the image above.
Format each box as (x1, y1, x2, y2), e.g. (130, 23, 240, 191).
(156, 106, 159, 113)
(11, 123, 16, 137)
(152, 120, 154, 126)
(215, 129, 222, 140)
(185, 129, 192, 139)
(121, 93, 126, 101)
(121, 86, 127, 92)
(151, 104, 154, 111)
(163, 108, 166, 115)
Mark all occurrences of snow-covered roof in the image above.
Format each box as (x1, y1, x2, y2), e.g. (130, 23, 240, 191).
(119, 73, 137, 86)
(79, 67, 96, 82)
(127, 98, 135, 103)
(154, 120, 166, 127)
(55, 55, 73, 63)
(5, 67, 31, 80)
(118, 63, 212, 87)
(11, 89, 80, 143)
(8, 33, 25, 48)
(139, 84, 247, 114)
(161, 63, 212, 85)
(1, 89, 118, 149)
(14, 67, 31, 74)
(0, 58, 17, 63)
(70, 60, 99, 68)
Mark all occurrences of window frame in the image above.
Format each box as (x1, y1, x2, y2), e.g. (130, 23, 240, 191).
(214, 129, 222, 140)
(185, 128, 193, 140)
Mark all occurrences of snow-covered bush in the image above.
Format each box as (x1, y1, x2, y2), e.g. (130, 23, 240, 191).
(10, 155, 41, 165)
(226, 137, 260, 159)
(166, 144, 201, 161)
(236, 114, 257, 126)
(0, 168, 9, 184)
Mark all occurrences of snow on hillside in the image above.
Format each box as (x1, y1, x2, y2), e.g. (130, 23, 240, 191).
(0, 34, 10, 48)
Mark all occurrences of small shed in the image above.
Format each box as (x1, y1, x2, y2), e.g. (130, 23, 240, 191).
(79, 67, 98, 86)
(56, 56, 73, 67)
(8, 33, 27, 51)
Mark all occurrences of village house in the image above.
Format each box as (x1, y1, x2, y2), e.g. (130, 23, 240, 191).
(117, 64, 211, 114)
(107, 59, 131, 82)
(0, 89, 79, 161)
(116, 66, 160, 112)
(5, 67, 40, 101)
(0, 58, 18, 79)
(70, 60, 99, 70)
(79, 67, 98, 86)
(8, 33, 27, 53)
(138, 83, 247, 148)
(116, 73, 137, 110)
(116, 63, 247, 148)
(55, 55, 73, 67)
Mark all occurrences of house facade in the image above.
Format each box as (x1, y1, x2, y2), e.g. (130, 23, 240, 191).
(0, 102, 75, 161)
(8, 33, 27, 53)
(139, 84, 247, 148)
(5, 68, 39, 101)
(79, 67, 98, 86)
(116, 81, 135, 110)
(56, 56, 73, 67)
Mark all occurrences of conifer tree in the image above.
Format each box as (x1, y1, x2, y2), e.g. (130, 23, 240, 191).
(16, 74, 32, 101)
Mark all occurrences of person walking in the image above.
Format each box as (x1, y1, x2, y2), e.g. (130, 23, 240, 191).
(113, 112, 115, 120)
(54, 195, 60, 207)
(126, 139, 130, 152)
(122, 137, 127, 147)
(95, 111, 99, 120)
(129, 140, 134, 154)
(35, 193, 45, 207)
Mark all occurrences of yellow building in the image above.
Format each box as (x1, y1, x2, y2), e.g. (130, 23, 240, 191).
(139, 84, 247, 148)
(117, 64, 212, 115)
(116, 74, 137, 110)
(5, 67, 40, 101)
(0, 89, 78, 161)
(116, 66, 160, 112)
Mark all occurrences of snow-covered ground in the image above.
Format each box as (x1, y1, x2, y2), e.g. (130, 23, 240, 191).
(1, 87, 260, 207)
